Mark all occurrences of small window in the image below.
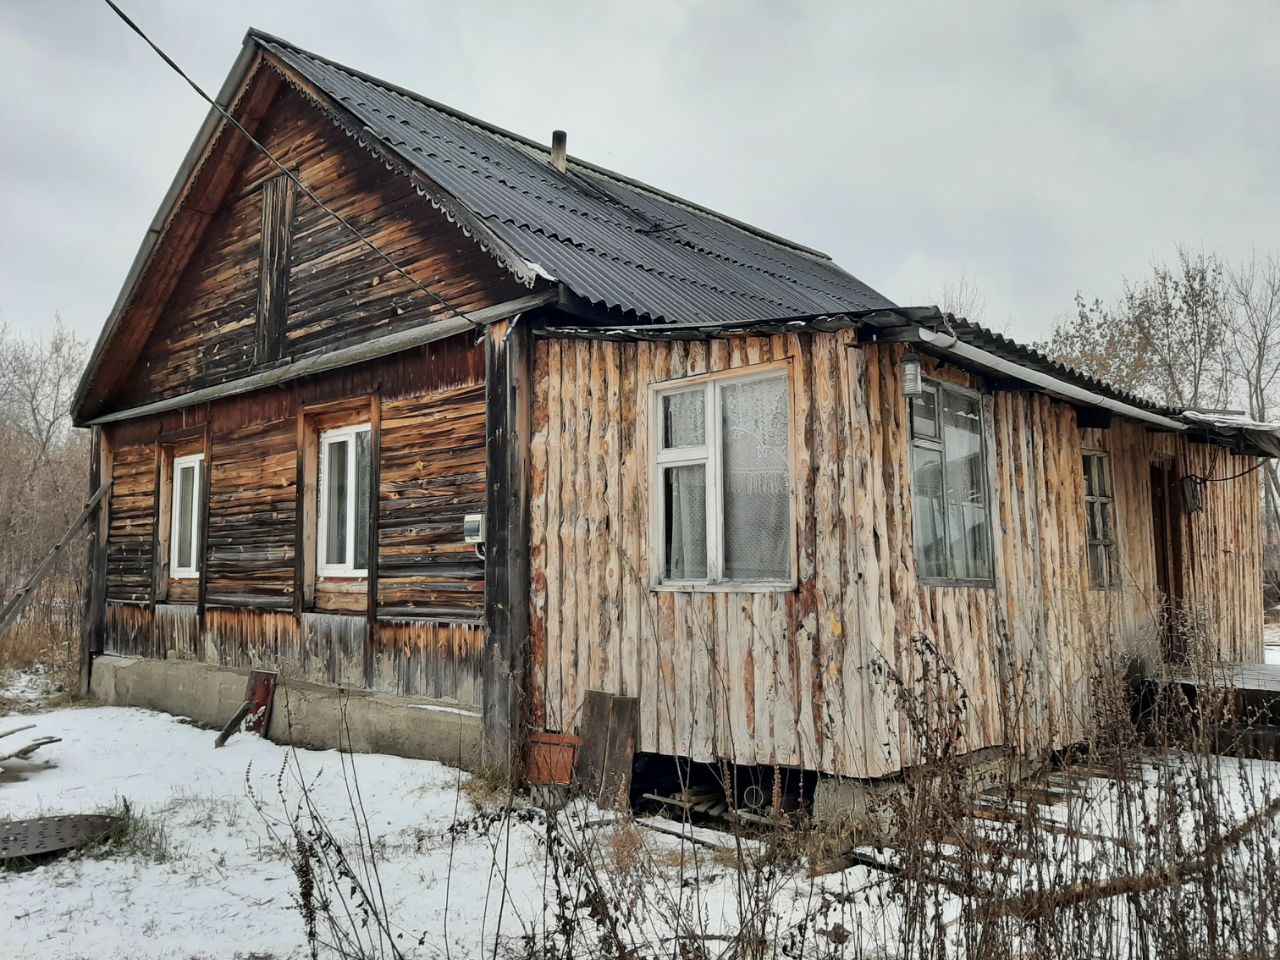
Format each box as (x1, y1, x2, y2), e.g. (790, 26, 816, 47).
(318, 424, 372, 577)
(1083, 452, 1119, 589)
(909, 381, 993, 584)
(653, 367, 792, 587)
(169, 453, 204, 579)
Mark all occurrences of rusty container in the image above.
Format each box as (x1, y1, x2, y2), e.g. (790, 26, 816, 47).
(525, 730, 581, 786)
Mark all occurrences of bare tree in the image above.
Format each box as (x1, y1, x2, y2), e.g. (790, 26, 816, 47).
(0, 315, 86, 496)
(0, 318, 89, 616)
(1041, 248, 1231, 410)
(1226, 255, 1280, 585)
(1038, 293, 1154, 396)
(933, 271, 988, 326)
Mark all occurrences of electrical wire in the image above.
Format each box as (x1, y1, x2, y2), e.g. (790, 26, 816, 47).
(100, 0, 472, 326)
(1189, 460, 1265, 484)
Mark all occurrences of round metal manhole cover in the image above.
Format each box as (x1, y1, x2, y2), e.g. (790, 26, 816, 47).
(0, 814, 123, 861)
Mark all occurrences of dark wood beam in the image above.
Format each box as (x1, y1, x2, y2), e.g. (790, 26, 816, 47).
(483, 315, 533, 780)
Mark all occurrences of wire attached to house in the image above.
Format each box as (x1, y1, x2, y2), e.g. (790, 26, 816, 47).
(99, 0, 476, 327)
(1189, 460, 1265, 484)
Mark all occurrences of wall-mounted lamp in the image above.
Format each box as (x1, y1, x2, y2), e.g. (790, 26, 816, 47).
(902, 350, 924, 397)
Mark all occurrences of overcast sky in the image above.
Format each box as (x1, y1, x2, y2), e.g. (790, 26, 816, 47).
(2, 0, 1278, 348)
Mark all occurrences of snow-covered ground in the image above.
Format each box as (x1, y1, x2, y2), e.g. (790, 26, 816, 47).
(1, 704, 880, 959)
(0, 665, 63, 708)
(4, 651, 1280, 958)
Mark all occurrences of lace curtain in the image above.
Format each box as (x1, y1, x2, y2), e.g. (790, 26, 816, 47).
(722, 377, 789, 581)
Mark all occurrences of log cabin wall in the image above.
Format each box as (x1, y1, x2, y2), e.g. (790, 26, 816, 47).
(111, 82, 523, 410)
(89, 70, 537, 708)
(100, 337, 488, 707)
(528, 333, 1265, 780)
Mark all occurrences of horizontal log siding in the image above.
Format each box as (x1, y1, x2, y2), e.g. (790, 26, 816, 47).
(378, 383, 486, 616)
(105, 442, 158, 603)
(114, 85, 523, 410)
(529, 335, 1266, 779)
(100, 340, 488, 706)
(206, 407, 296, 608)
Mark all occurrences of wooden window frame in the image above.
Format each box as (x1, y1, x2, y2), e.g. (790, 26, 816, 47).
(909, 378, 996, 588)
(169, 452, 205, 580)
(647, 360, 798, 593)
(317, 422, 372, 579)
(1083, 450, 1121, 590)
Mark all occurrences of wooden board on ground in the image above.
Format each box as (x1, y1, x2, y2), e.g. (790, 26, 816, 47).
(598, 695, 639, 810)
(573, 689, 613, 792)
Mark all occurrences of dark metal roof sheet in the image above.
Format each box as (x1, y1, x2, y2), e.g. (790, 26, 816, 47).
(937, 315, 1181, 416)
(255, 34, 895, 324)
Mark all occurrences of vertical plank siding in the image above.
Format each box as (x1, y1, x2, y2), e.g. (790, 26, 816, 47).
(529, 334, 1266, 779)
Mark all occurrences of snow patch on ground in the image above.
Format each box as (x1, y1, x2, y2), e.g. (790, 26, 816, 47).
(0, 667, 62, 708)
(1264, 621, 1280, 665)
(2, 706, 830, 959)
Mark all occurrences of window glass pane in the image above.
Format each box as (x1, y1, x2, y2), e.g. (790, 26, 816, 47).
(664, 464, 707, 580)
(721, 376, 790, 580)
(324, 438, 349, 566)
(177, 464, 195, 569)
(1088, 543, 1106, 588)
(354, 430, 371, 569)
(941, 390, 990, 579)
(912, 446, 947, 579)
(663, 390, 705, 448)
(911, 389, 938, 441)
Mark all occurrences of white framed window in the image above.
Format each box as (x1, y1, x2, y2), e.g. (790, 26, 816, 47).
(169, 453, 204, 579)
(909, 379, 993, 585)
(318, 423, 372, 578)
(1083, 451, 1120, 589)
(651, 365, 793, 589)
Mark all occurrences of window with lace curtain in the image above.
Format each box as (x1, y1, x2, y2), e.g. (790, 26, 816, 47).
(651, 366, 793, 588)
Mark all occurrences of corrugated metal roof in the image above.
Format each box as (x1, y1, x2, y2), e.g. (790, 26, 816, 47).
(936, 315, 1180, 416)
(255, 33, 894, 324)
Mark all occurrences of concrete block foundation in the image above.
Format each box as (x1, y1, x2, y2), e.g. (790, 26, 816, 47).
(88, 654, 481, 770)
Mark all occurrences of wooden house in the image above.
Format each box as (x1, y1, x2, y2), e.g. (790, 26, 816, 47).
(74, 31, 1272, 786)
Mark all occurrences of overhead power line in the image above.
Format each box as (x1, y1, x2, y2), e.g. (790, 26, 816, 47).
(100, 0, 469, 324)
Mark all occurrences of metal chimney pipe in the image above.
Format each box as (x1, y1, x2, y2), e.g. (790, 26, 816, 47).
(550, 130, 567, 173)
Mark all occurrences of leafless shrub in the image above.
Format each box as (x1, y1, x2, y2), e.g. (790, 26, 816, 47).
(0, 319, 89, 693)
(248, 697, 431, 960)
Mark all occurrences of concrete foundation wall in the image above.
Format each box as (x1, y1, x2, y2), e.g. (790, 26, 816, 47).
(89, 654, 481, 770)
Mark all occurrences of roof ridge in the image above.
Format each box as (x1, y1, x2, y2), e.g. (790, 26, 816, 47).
(245, 27, 837, 263)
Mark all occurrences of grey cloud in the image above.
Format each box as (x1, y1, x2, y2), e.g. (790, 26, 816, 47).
(2, 0, 1277, 345)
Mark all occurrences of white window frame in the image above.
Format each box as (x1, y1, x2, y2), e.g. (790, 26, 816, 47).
(908, 378, 995, 587)
(317, 423, 371, 579)
(649, 362, 796, 592)
(169, 453, 204, 580)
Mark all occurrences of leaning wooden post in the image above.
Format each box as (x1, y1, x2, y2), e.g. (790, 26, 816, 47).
(483, 315, 533, 781)
(79, 426, 111, 696)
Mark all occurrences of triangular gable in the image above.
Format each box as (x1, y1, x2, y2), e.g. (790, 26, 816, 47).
(74, 37, 530, 424)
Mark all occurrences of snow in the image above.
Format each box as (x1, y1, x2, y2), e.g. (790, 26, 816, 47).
(1264, 621, 1280, 665)
(0, 706, 536, 958)
(2, 705, 867, 959)
(0, 667, 63, 707)
(4, 685, 1280, 956)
